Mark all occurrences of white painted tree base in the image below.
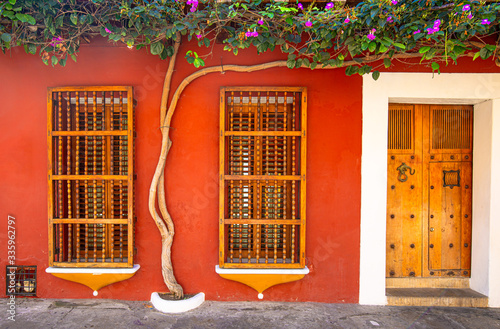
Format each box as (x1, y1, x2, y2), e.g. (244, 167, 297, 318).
(150, 292, 205, 313)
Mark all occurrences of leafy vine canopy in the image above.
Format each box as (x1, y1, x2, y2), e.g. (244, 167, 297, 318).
(1, 0, 499, 79)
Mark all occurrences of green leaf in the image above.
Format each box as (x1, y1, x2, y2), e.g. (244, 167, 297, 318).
(368, 41, 376, 53)
(55, 15, 64, 28)
(59, 58, 67, 67)
(1, 33, 11, 43)
(193, 58, 205, 68)
(9, 0, 16, 4)
(345, 65, 358, 76)
(479, 47, 492, 60)
(378, 44, 388, 53)
(394, 43, 405, 50)
(51, 55, 58, 66)
(25, 14, 36, 25)
(431, 62, 440, 72)
(485, 44, 496, 52)
(27, 43, 36, 54)
(419, 46, 431, 54)
(70, 13, 78, 25)
(15, 13, 26, 22)
(286, 57, 296, 69)
(70, 54, 77, 62)
(150, 42, 164, 55)
(166, 45, 174, 57)
(473, 52, 481, 61)
(204, 38, 210, 48)
(383, 58, 391, 68)
(372, 70, 380, 81)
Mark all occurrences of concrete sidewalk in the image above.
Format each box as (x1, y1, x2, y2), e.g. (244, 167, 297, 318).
(2, 298, 500, 329)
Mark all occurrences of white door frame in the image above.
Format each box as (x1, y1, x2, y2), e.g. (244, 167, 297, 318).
(360, 73, 500, 307)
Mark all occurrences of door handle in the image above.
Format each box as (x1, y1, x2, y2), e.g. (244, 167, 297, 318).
(397, 162, 415, 182)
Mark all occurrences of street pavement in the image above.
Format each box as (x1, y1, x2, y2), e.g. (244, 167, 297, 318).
(2, 298, 500, 329)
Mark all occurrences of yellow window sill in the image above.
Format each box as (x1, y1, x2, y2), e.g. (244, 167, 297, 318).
(215, 265, 309, 299)
(46, 265, 140, 296)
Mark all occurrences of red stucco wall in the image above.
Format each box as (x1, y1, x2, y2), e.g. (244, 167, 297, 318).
(1, 37, 498, 302)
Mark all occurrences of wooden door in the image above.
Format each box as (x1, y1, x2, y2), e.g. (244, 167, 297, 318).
(387, 104, 473, 278)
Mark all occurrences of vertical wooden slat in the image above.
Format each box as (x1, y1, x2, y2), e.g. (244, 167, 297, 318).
(299, 88, 307, 267)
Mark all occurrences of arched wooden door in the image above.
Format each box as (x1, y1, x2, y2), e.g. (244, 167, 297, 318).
(386, 104, 473, 278)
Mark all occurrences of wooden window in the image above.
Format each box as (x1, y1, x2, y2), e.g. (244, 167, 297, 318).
(219, 87, 307, 268)
(48, 86, 135, 268)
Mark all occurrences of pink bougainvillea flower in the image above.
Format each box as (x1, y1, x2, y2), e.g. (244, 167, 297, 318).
(196, 34, 202, 39)
(325, 2, 334, 10)
(298, 3, 304, 10)
(462, 5, 471, 11)
(50, 36, 62, 46)
(187, 0, 198, 12)
(258, 19, 264, 25)
(413, 29, 421, 34)
(105, 27, 112, 34)
(481, 19, 491, 25)
(245, 30, 259, 38)
(367, 28, 376, 41)
(387, 16, 393, 23)
(467, 13, 473, 19)
(344, 17, 350, 24)
(426, 19, 441, 35)
(391, 0, 398, 4)
(305, 21, 312, 27)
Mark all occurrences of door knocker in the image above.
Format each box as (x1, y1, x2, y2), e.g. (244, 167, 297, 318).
(397, 162, 415, 182)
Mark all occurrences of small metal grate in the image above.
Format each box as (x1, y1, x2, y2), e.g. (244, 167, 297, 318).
(6, 266, 37, 297)
(443, 170, 461, 189)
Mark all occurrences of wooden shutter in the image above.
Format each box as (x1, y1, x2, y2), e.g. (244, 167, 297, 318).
(48, 86, 134, 268)
(219, 87, 306, 268)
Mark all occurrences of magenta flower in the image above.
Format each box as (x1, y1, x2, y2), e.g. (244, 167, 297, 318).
(367, 29, 376, 41)
(105, 27, 112, 34)
(391, 0, 398, 4)
(427, 27, 439, 35)
(387, 16, 393, 23)
(196, 34, 202, 39)
(245, 31, 259, 38)
(298, 3, 304, 10)
(413, 29, 421, 34)
(467, 13, 473, 19)
(187, 0, 198, 12)
(258, 19, 264, 25)
(427, 19, 441, 35)
(325, 2, 334, 10)
(462, 5, 471, 11)
(481, 19, 491, 25)
(50, 36, 62, 47)
(305, 21, 312, 27)
(344, 17, 350, 24)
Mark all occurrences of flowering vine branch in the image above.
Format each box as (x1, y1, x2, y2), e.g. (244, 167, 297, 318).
(2, 0, 499, 299)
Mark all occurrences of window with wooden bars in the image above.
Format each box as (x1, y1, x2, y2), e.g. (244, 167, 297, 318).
(47, 86, 135, 268)
(219, 87, 307, 268)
